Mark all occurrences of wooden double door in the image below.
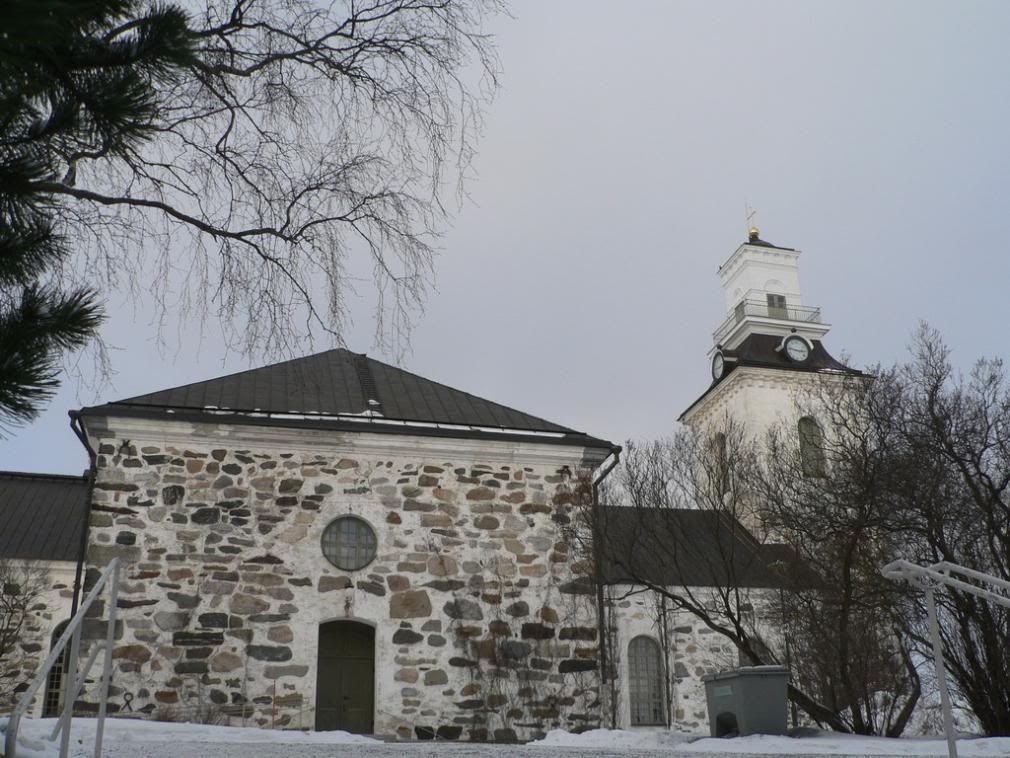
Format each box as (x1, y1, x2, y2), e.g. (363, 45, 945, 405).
(315, 621, 375, 734)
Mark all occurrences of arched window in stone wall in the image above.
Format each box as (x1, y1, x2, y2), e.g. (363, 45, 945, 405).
(43, 620, 69, 716)
(628, 636, 665, 726)
(798, 416, 826, 478)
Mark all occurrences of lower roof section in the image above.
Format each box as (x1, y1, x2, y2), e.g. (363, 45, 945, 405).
(596, 505, 817, 589)
(0, 470, 89, 562)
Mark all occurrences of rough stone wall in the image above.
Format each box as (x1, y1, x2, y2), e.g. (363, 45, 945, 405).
(1, 562, 76, 717)
(81, 429, 603, 741)
(609, 586, 776, 734)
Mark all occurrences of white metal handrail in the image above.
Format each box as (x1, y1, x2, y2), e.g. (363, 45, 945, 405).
(4, 558, 120, 758)
(881, 559, 1010, 758)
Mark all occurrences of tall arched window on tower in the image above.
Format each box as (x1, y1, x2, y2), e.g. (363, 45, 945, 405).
(798, 416, 826, 477)
(628, 636, 665, 726)
(712, 432, 729, 496)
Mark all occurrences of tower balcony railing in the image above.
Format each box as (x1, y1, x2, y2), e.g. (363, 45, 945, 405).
(713, 299, 822, 344)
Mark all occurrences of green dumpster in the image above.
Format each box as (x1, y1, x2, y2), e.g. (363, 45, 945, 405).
(702, 665, 789, 737)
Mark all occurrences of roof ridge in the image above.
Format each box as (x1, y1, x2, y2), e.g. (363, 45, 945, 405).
(353, 353, 384, 414)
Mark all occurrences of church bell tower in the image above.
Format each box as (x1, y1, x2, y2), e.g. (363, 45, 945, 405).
(679, 227, 861, 434)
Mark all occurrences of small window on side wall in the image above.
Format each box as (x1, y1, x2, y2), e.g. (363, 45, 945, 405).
(798, 416, 826, 477)
(321, 515, 377, 570)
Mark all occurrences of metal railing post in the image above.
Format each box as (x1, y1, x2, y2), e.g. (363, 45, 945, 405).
(4, 558, 120, 758)
(4, 707, 20, 757)
(926, 587, 958, 758)
(57, 624, 83, 757)
(879, 558, 1010, 758)
(94, 560, 120, 757)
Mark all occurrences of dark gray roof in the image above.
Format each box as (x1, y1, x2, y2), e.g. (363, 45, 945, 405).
(597, 506, 797, 589)
(80, 349, 614, 450)
(0, 471, 89, 562)
(759, 542, 823, 588)
(721, 334, 860, 377)
(745, 233, 795, 251)
(680, 334, 863, 420)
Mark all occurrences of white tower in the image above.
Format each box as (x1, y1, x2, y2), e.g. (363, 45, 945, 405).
(680, 228, 861, 435)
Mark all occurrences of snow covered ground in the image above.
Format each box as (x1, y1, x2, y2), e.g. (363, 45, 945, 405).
(534, 728, 1010, 755)
(0, 717, 376, 757)
(4, 718, 1010, 758)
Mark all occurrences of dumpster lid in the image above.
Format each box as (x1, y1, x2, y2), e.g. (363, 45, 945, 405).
(702, 665, 789, 683)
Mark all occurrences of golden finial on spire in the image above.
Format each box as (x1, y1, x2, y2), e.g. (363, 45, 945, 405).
(745, 203, 759, 241)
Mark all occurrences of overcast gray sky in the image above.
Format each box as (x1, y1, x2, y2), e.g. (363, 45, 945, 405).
(5, 0, 1010, 474)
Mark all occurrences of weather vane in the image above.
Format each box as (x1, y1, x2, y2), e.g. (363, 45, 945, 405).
(745, 203, 759, 239)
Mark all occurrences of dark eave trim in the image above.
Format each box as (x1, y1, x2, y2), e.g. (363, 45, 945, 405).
(744, 240, 796, 251)
(77, 404, 618, 453)
(0, 470, 88, 482)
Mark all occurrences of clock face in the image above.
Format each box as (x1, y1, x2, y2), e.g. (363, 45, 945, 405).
(785, 336, 810, 362)
(712, 352, 725, 380)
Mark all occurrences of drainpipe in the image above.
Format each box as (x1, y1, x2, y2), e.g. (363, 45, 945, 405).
(69, 410, 98, 617)
(590, 446, 621, 686)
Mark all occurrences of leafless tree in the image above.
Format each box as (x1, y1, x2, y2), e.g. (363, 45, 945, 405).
(755, 374, 921, 737)
(586, 327, 1010, 736)
(584, 423, 856, 733)
(0, 559, 49, 712)
(883, 325, 1010, 736)
(31, 0, 503, 359)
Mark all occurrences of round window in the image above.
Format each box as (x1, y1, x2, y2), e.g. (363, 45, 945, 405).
(321, 516, 377, 571)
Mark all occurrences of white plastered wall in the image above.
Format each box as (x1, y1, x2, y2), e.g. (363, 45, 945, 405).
(683, 367, 813, 441)
(719, 244, 803, 314)
(9, 560, 79, 718)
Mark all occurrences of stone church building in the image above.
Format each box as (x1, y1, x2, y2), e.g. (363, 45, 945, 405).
(1, 229, 859, 740)
(71, 349, 619, 740)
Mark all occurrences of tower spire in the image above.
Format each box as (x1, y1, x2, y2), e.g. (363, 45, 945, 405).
(745, 203, 758, 241)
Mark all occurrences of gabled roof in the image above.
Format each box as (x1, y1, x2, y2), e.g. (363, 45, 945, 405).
(0, 471, 89, 562)
(79, 349, 615, 451)
(596, 505, 804, 589)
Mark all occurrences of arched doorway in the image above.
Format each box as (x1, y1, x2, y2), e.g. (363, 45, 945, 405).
(628, 636, 665, 726)
(315, 620, 374, 733)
